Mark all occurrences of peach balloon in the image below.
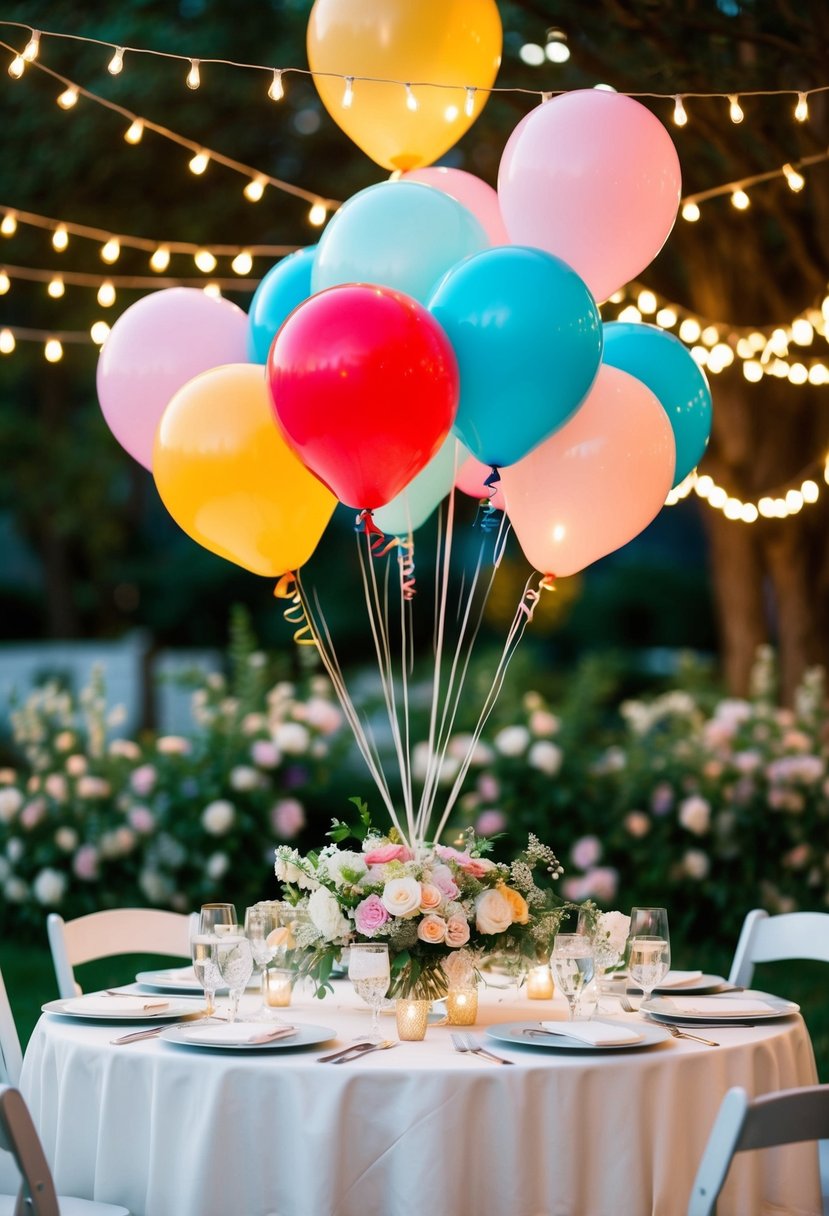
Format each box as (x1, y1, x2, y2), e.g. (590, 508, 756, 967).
(500, 365, 675, 578)
(404, 168, 509, 245)
(455, 456, 506, 511)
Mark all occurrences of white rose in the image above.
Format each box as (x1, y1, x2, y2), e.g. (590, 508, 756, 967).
(229, 766, 260, 792)
(596, 911, 630, 956)
(274, 722, 311, 755)
(0, 788, 23, 822)
(206, 852, 229, 881)
(324, 850, 368, 888)
(528, 740, 563, 776)
(678, 795, 711, 836)
(4, 877, 29, 903)
(6, 839, 23, 864)
(381, 877, 422, 918)
(494, 726, 530, 757)
(474, 888, 513, 935)
(201, 800, 235, 835)
(54, 827, 79, 852)
(33, 867, 67, 907)
(307, 887, 350, 942)
(156, 736, 191, 756)
(683, 849, 710, 880)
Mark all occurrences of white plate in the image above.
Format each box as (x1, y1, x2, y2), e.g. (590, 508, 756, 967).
(641, 990, 799, 1023)
(485, 1020, 671, 1051)
(159, 1021, 336, 1051)
(134, 969, 258, 994)
(43, 996, 206, 1021)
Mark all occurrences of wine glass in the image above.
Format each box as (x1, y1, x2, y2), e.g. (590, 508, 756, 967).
(577, 908, 626, 1010)
(215, 926, 254, 1023)
(628, 907, 670, 1005)
(199, 903, 237, 934)
(190, 930, 222, 1019)
(245, 903, 285, 1021)
(550, 933, 595, 1021)
(348, 943, 390, 1042)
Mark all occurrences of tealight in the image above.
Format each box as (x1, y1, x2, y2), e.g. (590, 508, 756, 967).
(264, 968, 295, 1008)
(446, 986, 478, 1026)
(527, 965, 554, 1000)
(395, 998, 430, 1040)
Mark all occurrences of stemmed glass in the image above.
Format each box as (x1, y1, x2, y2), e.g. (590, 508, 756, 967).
(245, 903, 285, 1021)
(348, 943, 390, 1043)
(190, 903, 237, 1017)
(577, 909, 627, 1011)
(215, 925, 254, 1023)
(550, 933, 595, 1021)
(628, 907, 671, 1005)
(199, 903, 237, 934)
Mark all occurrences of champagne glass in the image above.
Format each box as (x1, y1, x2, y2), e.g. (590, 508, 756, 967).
(628, 907, 670, 1004)
(190, 930, 222, 1018)
(550, 934, 595, 1021)
(215, 926, 254, 1023)
(348, 943, 390, 1042)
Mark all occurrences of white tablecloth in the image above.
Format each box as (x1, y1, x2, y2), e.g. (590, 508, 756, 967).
(20, 983, 822, 1216)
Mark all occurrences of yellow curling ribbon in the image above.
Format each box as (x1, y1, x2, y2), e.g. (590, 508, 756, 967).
(273, 574, 317, 647)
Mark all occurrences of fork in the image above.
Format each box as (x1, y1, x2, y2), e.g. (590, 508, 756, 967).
(331, 1040, 397, 1064)
(451, 1031, 514, 1065)
(661, 1022, 719, 1047)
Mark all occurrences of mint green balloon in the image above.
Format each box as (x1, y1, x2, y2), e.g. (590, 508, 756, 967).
(374, 436, 467, 536)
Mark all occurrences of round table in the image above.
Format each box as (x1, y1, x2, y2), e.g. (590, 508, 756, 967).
(20, 983, 822, 1216)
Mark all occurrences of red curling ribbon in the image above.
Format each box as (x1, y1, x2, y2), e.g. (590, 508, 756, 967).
(273, 573, 317, 647)
(355, 509, 389, 557)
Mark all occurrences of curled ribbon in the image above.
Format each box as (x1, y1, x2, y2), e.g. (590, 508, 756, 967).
(517, 574, 557, 622)
(475, 498, 502, 533)
(273, 573, 317, 647)
(355, 509, 389, 557)
(396, 537, 416, 601)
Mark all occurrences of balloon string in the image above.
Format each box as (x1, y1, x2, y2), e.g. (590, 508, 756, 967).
(355, 509, 388, 557)
(517, 573, 557, 622)
(397, 537, 416, 601)
(475, 499, 502, 533)
(273, 573, 317, 647)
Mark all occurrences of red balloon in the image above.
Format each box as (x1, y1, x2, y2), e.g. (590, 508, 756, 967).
(267, 285, 459, 510)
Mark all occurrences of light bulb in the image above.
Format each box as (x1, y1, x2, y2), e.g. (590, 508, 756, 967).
(728, 94, 744, 123)
(0, 271, 9, 294)
(464, 87, 475, 117)
(150, 246, 170, 272)
(97, 281, 116, 307)
(203, 283, 222, 299)
(44, 338, 63, 363)
(743, 361, 763, 382)
(678, 318, 701, 343)
(47, 276, 65, 299)
(124, 119, 144, 144)
(244, 176, 266, 202)
(740, 503, 759, 524)
(695, 475, 714, 497)
(57, 86, 79, 110)
(405, 84, 418, 112)
(731, 189, 750, 210)
(22, 31, 40, 62)
(617, 305, 641, 323)
(519, 44, 545, 66)
(189, 151, 209, 175)
(788, 363, 808, 385)
(100, 238, 120, 264)
(711, 342, 734, 367)
(724, 498, 742, 520)
(0, 213, 16, 237)
(656, 307, 677, 328)
(308, 201, 327, 227)
(802, 480, 819, 503)
(0, 329, 14, 354)
(108, 46, 125, 75)
(701, 325, 719, 347)
(186, 59, 201, 90)
(231, 251, 253, 275)
(791, 318, 814, 345)
(268, 69, 284, 101)
(782, 163, 805, 192)
(794, 92, 809, 122)
(545, 28, 570, 63)
(90, 320, 110, 345)
(8, 55, 25, 79)
(342, 77, 354, 108)
(637, 290, 657, 314)
(673, 96, 687, 126)
(52, 224, 69, 251)
(681, 201, 700, 222)
(194, 249, 217, 273)
(709, 487, 727, 509)
(758, 497, 775, 518)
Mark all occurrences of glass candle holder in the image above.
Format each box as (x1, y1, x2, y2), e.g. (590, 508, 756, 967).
(526, 964, 554, 1000)
(264, 967, 295, 1008)
(446, 986, 478, 1025)
(395, 998, 430, 1041)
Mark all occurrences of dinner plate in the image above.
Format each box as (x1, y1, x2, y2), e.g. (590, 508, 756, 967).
(485, 1020, 671, 1051)
(159, 1021, 337, 1051)
(641, 990, 799, 1023)
(134, 968, 259, 994)
(43, 995, 207, 1021)
(639, 974, 728, 996)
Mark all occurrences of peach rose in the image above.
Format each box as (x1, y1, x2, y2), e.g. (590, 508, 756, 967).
(475, 888, 513, 935)
(462, 857, 497, 879)
(498, 884, 529, 925)
(364, 843, 412, 865)
(419, 883, 443, 911)
(417, 915, 447, 944)
(445, 915, 471, 947)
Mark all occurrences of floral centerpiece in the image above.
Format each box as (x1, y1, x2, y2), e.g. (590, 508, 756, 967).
(274, 797, 577, 999)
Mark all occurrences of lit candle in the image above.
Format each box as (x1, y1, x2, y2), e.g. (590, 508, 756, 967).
(395, 998, 430, 1040)
(446, 986, 478, 1025)
(264, 969, 294, 1007)
(526, 965, 554, 1000)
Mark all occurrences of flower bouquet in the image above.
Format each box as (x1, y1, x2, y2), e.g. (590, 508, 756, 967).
(274, 797, 577, 999)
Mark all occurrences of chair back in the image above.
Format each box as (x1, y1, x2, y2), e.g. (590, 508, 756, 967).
(47, 908, 193, 998)
(728, 909, 829, 987)
(0, 1085, 60, 1216)
(0, 969, 23, 1088)
(687, 1084, 829, 1216)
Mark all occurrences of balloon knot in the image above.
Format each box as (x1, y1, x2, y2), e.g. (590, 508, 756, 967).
(355, 509, 389, 557)
(540, 574, 557, 591)
(483, 465, 501, 490)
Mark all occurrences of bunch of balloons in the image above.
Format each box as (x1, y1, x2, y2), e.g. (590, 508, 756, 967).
(96, 1, 712, 586)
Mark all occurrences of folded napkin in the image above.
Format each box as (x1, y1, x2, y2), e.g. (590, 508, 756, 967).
(660, 996, 779, 1016)
(154, 967, 199, 983)
(180, 1021, 296, 1045)
(539, 1020, 643, 1046)
(655, 970, 704, 989)
(65, 995, 170, 1015)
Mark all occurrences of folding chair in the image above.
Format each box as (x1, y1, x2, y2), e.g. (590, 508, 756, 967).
(47, 909, 193, 998)
(728, 909, 829, 987)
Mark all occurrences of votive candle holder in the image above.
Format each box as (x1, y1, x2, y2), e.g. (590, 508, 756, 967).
(395, 998, 430, 1040)
(526, 964, 554, 1000)
(264, 968, 295, 1008)
(446, 986, 478, 1025)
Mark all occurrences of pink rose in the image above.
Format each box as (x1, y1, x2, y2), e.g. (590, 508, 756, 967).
(354, 894, 390, 937)
(20, 799, 46, 830)
(461, 857, 496, 878)
(73, 844, 99, 881)
(417, 915, 447, 944)
(251, 739, 281, 769)
(364, 843, 412, 865)
(271, 798, 306, 839)
(130, 765, 157, 797)
(430, 865, 460, 901)
(445, 915, 471, 947)
(419, 883, 443, 911)
(128, 806, 155, 834)
(475, 809, 507, 837)
(435, 845, 471, 866)
(571, 835, 602, 870)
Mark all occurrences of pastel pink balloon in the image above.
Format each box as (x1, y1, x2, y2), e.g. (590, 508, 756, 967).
(96, 288, 249, 470)
(498, 91, 681, 302)
(455, 456, 506, 511)
(404, 167, 509, 245)
(500, 365, 675, 578)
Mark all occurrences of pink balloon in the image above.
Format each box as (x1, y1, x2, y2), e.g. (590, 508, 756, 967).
(404, 167, 509, 245)
(498, 91, 681, 303)
(96, 288, 249, 470)
(500, 365, 675, 578)
(455, 456, 506, 511)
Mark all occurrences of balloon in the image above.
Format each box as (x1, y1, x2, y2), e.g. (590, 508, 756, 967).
(500, 365, 675, 578)
(268, 285, 459, 510)
(429, 246, 602, 468)
(374, 435, 463, 535)
(403, 167, 508, 244)
(313, 181, 488, 305)
(97, 288, 249, 471)
(498, 91, 681, 303)
(153, 364, 336, 578)
(601, 322, 712, 486)
(247, 247, 316, 364)
(455, 456, 505, 512)
(306, 0, 502, 172)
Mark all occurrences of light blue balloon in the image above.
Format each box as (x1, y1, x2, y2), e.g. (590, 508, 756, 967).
(428, 246, 603, 468)
(602, 322, 712, 486)
(247, 247, 317, 364)
(374, 436, 468, 536)
(312, 181, 489, 304)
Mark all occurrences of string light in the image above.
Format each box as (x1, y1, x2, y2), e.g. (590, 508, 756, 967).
(96, 280, 116, 307)
(342, 76, 354, 109)
(728, 93, 744, 123)
(107, 46, 124, 75)
(56, 85, 79, 109)
(637, 290, 657, 314)
(308, 201, 327, 227)
(44, 338, 63, 362)
(243, 176, 266, 202)
(0, 271, 10, 294)
(405, 84, 418, 112)
(656, 307, 677, 328)
(47, 275, 64, 298)
(231, 250, 253, 275)
(124, 119, 144, 144)
(188, 150, 209, 175)
(52, 224, 68, 251)
(185, 59, 200, 90)
(667, 462, 829, 525)
(7, 54, 24, 79)
(782, 163, 805, 192)
(149, 246, 170, 272)
(795, 92, 809, 122)
(203, 282, 222, 299)
(90, 320, 110, 344)
(673, 95, 687, 127)
(0, 329, 14, 354)
(0, 262, 259, 296)
(681, 202, 700, 222)
(194, 249, 217, 273)
(22, 30, 39, 62)
(464, 87, 476, 117)
(268, 69, 284, 101)
(100, 238, 120, 264)
(731, 189, 750, 210)
(1, 212, 17, 236)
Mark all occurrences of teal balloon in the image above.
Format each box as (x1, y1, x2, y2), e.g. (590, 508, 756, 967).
(312, 181, 489, 304)
(374, 436, 467, 536)
(247, 247, 316, 364)
(602, 322, 712, 485)
(428, 246, 602, 468)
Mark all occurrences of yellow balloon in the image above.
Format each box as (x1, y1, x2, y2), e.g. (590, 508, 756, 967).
(307, 0, 502, 172)
(153, 364, 336, 578)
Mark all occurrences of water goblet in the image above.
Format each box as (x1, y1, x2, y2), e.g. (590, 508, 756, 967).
(215, 925, 254, 1023)
(245, 903, 287, 1021)
(199, 903, 237, 934)
(577, 908, 627, 1010)
(551, 933, 595, 1021)
(628, 907, 670, 1003)
(348, 943, 390, 1043)
(190, 930, 222, 1019)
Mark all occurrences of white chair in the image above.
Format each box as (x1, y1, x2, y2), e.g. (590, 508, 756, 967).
(0, 972, 22, 1091)
(0, 1085, 129, 1216)
(688, 1084, 829, 1216)
(47, 908, 193, 998)
(728, 908, 829, 987)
